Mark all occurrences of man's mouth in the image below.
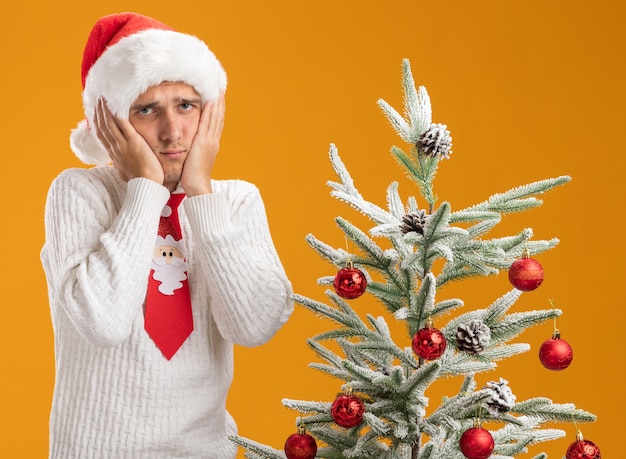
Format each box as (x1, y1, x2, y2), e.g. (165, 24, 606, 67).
(161, 149, 185, 158)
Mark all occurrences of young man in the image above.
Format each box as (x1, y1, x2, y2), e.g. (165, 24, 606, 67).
(41, 12, 293, 458)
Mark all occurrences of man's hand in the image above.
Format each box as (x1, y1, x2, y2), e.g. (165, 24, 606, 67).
(180, 92, 226, 196)
(94, 98, 164, 186)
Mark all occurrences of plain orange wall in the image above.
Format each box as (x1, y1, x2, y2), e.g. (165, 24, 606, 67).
(1, 1, 623, 457)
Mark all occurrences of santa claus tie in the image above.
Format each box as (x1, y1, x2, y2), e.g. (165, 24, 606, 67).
(144, 193, 193, 359)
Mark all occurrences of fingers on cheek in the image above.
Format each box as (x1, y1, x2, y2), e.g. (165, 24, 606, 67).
(96, 113, 120, 154)
(94, 104, 111, 148)
(95, 101, 122, 149)
(96, 128, 112, 152)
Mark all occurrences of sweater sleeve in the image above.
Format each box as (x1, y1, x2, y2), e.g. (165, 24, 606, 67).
(183, 181, 294, 347)
(41, 169, 170, 347)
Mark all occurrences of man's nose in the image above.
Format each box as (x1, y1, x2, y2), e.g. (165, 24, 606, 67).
(160, 111, 182, 142)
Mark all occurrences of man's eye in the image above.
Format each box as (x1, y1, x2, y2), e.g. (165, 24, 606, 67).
(139, 107, 153, 115)
(180, 103, 193, 111)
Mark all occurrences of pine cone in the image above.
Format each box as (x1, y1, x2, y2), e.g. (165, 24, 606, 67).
(377, 366, 391, 376)
(417, 123, 453, 159)
(484, 378, 516, 416)
(456, 319, 491, 354)
(400, 210, 427, 234)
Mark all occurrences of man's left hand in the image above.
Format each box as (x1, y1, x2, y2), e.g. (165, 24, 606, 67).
(181, 92, 226, 196)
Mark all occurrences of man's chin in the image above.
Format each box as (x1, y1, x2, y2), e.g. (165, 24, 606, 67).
(163, 171, 183, 191)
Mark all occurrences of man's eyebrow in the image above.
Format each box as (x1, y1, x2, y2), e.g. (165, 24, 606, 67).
(176, 97, 202, 105)
(131, 97, 202, 110)
(130, 101, 159, 111)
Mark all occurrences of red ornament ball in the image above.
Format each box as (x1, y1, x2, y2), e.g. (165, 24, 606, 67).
(539, 335, 573, 370)
(566, 438, 601, 459)
(331, 394, 365, 428)
(412, 325, 447, 360)
(333, 266, 367, 299)
(284, 431, 318, 459)
(508, 255, 544, 291)
(459, 427, 495, 459)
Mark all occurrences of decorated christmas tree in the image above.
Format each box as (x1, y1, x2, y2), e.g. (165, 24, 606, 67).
(231, 59, 600, 459)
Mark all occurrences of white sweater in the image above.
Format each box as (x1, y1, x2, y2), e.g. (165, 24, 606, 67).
(41, 166, 293, 458)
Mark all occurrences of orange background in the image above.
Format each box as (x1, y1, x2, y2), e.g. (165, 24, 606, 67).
(1, 1, 623, 457)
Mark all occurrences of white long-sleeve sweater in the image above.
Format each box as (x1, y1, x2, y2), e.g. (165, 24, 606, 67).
(41, 166, 293, 458)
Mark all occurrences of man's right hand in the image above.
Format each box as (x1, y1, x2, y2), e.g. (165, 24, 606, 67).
(94, 98, 164, 186)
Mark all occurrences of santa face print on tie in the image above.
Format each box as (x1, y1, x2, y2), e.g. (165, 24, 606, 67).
(151, 234, 189, 295)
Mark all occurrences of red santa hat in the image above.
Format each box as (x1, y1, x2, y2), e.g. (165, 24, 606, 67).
(70, 12, 227, 165)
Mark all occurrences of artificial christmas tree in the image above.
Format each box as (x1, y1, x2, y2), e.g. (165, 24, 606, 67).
(231, 59, 597, 458)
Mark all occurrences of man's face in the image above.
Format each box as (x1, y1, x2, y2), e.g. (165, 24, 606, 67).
(129, 82, 202, 191)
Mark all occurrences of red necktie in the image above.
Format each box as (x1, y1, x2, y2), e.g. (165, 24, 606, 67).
(144, 193, 194, 359)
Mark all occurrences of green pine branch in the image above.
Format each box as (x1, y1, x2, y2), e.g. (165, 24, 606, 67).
(228, 436, 285, 459)
(459, 176, 571, 216)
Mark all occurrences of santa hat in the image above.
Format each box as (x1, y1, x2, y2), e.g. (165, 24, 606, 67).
(70, 12, 227, 165)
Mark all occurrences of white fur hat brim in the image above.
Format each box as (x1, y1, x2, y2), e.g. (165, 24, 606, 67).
(70, 28, 227, 165)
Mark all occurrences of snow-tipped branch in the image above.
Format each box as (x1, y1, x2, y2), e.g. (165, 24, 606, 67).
(376, 58, 432, 145)
(228, 436, 286, 459)
(489, 309, 561, 343)
(292, 293, 372, 337)
(512, 398, 597, 423)
(461, 176, 571, 215)
(389, 145, 438, 206)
